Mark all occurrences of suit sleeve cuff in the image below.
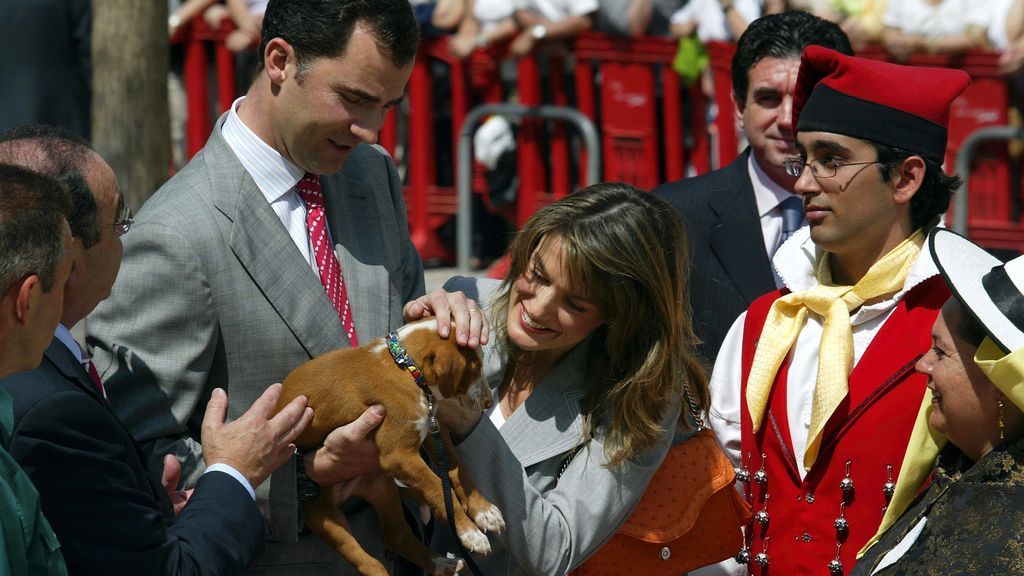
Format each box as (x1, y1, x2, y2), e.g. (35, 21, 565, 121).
(203, 463, 256, 500)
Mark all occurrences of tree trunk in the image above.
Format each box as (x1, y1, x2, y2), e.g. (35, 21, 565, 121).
(92, 0, 169, 211)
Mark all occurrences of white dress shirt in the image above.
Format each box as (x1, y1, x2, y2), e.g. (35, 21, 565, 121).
(221, 96, 324, 279)
(747, 154, 804, 288)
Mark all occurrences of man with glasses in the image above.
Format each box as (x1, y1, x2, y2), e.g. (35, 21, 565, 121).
(654, 11, 852, 365)
(707, 47, 970, 575)
(0, 125, 317, 576)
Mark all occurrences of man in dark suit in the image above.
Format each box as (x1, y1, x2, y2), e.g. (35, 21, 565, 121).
(653, 11, 852, 363)
(0, 126, 327, 576)
(86, 1, 485, 574)
(0, 163, 73, 576)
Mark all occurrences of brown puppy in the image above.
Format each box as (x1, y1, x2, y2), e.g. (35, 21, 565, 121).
(277, 317, 504, 576)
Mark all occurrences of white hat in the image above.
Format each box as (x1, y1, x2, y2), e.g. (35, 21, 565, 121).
(929, 228, 1024, 354)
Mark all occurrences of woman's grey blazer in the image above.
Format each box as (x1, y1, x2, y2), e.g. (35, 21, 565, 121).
(439, 276, 678, 575)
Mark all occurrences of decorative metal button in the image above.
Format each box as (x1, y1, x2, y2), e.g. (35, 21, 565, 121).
(735, 548, 751, 564)
(735, 466, 751, 483)
(834, 517, 849, 532)
(828, 558, 843, 575)
(806, 492, 815, 503)
(755, 509, 770, 525)
(840, 460, 854, 494)
(883, 464, 896, 498)
(754, 552, 769, 567)
(801, 532, 812, 542)
(882, 481, 896, 498)
(754, 455, 768, 485)
(660, 546, 671, 560)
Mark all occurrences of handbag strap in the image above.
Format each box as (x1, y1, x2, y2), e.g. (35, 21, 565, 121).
(682, 377, 706, 432)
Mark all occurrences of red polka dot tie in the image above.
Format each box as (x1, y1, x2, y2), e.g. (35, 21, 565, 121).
(296, 173, 358, 347)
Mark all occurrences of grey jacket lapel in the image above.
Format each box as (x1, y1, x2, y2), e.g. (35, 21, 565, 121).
(205, 122, 347, 357)
(496, 339, 592, 469)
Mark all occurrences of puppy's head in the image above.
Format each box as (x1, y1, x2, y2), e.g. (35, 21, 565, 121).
(397, 318, 491, 411)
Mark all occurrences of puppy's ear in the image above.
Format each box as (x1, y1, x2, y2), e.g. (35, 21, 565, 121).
(424, 342, 468, 399)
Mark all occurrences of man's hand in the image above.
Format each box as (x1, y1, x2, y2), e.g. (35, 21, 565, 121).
(305, 405, 386, 486)
(201, 384, 314, 488)
(160, 454, 194, 516)
(403, 288, 489, 348)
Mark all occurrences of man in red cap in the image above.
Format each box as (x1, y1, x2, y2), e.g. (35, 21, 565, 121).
(707, 46, 970, 575)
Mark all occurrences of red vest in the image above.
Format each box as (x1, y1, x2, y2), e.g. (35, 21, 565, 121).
(738, 276, 948, 576)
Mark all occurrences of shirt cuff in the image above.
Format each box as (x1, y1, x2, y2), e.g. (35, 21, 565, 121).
(203, 463, 256, 501)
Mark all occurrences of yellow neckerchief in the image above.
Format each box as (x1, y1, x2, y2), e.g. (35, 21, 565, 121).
(747, 229, 925, 470)
(861, 336, 1024, 558)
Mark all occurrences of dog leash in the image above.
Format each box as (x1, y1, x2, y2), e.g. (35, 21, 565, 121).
(386, 331, 487, 576)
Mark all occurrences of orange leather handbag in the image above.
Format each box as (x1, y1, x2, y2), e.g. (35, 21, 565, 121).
(569, 385, 751, 576)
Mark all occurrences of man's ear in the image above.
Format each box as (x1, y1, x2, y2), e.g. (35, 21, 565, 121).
(892, 155, 927, 205)
(732, 90, 745, 128)
(65, 237, 86, 291)
(13, 275, 42, 325)
(263, 37, 293, 85)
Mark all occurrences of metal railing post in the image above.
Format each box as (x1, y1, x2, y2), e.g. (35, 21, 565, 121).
(953, 126, 1024, 235)
(457, 104, 601, 272)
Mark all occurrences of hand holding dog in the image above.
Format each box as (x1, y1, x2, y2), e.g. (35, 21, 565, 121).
(403, 288, 489, 348)
(202, 384, 314, 488)
(304, 404, 387, 486)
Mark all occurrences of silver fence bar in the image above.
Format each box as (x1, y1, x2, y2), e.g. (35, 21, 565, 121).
(953, 125, 1024, 235)
(457, 103, 601, 272)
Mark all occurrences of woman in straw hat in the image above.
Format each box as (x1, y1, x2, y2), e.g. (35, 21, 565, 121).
(853, 228, 1024, 575)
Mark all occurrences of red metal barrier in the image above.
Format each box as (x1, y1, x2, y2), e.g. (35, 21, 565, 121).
(179, 31, 1024, 260)
(178, 18, 237, 158)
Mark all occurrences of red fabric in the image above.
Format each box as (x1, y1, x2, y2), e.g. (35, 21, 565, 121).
(297, 173, 358, 347)
(737, 276, 949, 576)
(85, 359, 107, 400)
(793, 45, 970, 131)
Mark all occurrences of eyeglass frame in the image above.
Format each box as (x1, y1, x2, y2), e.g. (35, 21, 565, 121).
(783, 157, 885, 179)
(113, 195, 133, 237)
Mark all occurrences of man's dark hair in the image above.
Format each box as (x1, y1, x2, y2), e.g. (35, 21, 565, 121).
(732, 11, 853, 108)
(0, 164, 72, 293)
(258, 0, 420, 71)
(871, 141, 961, 230)
(0, 124, 100, 248)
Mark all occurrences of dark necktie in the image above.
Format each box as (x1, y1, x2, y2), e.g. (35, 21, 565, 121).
(85, 359, 107, 400)
(778, 196, 805, 250)
(296, 173, 358, 347)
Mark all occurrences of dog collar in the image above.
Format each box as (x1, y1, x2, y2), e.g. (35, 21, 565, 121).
(387, 331, 440, 434)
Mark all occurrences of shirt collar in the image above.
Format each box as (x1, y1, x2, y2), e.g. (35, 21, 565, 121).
(54, 323, 85, 362)
(748, 154, 800, 217)
(773, 222, 942, 302)
(221, 95, 305, 204)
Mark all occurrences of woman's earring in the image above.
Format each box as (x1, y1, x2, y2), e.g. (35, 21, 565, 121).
(998, 399, 1006, 441)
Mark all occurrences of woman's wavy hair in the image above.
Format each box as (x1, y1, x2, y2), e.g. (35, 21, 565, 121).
(489, 182, 709, 466)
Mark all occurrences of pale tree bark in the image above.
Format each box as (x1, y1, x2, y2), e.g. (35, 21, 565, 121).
(92, 0, 169, 211)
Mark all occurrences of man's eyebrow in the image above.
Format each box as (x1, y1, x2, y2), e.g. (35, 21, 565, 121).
(806, 139, 852, 155)
(336, 86, 406, 107)
(750, 86, 781, 100)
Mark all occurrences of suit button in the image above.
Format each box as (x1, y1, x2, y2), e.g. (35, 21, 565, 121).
(660, 547, 671, 560)
(806, 492, 815, 503)
(802, 532, 812, 542)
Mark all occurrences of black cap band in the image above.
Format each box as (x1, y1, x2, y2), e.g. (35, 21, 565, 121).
(797, 85, 949, 164)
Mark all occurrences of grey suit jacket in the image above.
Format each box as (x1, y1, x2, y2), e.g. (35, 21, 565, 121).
(437, 277, 677, 576)
(86, 116, 425, 575)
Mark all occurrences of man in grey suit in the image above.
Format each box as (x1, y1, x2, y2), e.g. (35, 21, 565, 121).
(653, 11, 852, 364)
(87, 1, 485, 574)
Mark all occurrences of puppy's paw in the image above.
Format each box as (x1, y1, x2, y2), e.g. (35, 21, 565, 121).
(459, 528, 491, 555)
(473, 505, 505, 534)
(431, 555, 464, 576)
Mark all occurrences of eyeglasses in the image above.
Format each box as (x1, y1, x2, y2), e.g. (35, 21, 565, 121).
(783, 157, 883, 179)
(113, 198, 133, 237)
